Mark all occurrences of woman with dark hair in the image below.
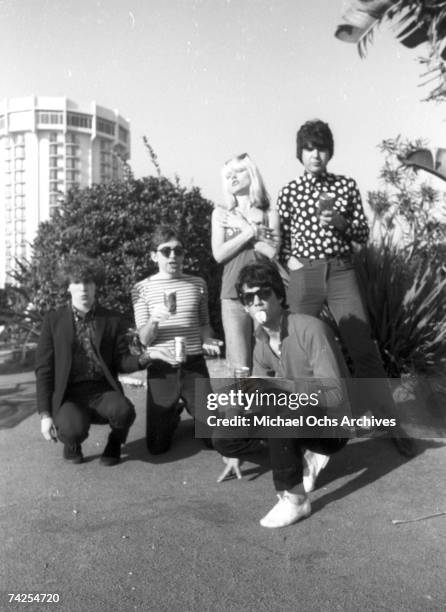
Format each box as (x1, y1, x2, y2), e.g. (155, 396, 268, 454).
(212, 153, 280, 372)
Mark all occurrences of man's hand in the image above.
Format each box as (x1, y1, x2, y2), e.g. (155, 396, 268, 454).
(217, 456, 243, 482)
(41, 416, 57, 442)
(147, 346, 180, 367)
(150, 304, 172, 324)
(202, 338, 224, 357)
(319, 210, 347, 231)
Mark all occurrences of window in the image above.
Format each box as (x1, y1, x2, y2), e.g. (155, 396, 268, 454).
(49, 144, 60, 155)
(37, 111, 63, 124)
(118, 126, 128, 143)
(15, 146, 25, 159)
(97, 117, 115, 136)
(66, 170, 78, 181)
(66, 158, 77, 169)
(49, 169, 58, 180)
(67, 112, 92, 129)
(66, 144, 78, 156)
(16, 207, 26, 221)
(66, 132, 79, 144)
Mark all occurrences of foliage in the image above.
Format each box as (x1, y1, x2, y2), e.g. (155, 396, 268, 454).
(367, 136, 446, 271)
(5, 175, 222, 339)
(348, 135, 446, 377)
(336, 0, 446, 102)
(353, 237, 446, 376)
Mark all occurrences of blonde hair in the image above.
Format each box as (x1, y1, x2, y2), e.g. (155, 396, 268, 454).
(221, 153, 270, 211)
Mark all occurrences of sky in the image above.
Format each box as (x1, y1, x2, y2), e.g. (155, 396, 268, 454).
(1, 0, 445, 207)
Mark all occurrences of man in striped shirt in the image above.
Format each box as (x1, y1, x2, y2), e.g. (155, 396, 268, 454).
(132, 226, 221, 454)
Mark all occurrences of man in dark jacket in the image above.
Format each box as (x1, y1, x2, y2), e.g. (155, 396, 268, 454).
(35, 254, 149, 465)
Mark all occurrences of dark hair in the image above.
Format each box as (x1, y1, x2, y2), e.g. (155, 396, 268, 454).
(151, 226, 184, 251)
(58, 254, 105, 286)
(296, 119, 334, 162)
(236, 261, 287, 307)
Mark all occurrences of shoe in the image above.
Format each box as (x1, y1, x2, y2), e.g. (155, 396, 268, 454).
(303, 450, 329, 493)
(63, 443, 83, 464)
(100, 433, 121, 466)
(391, 436, 417, 458)
(259, 492, 311, 528)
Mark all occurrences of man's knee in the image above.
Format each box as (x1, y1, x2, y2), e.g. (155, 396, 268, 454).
(97, 391, 136, 429)
(54, 402, 89, 443)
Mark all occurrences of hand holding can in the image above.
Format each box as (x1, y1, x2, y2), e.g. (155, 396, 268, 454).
(318, 193, 335, 213)
(164, 290, 177, 314)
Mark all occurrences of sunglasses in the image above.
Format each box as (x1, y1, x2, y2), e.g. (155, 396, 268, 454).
(240, 286, 273, 306)
(157, 246, 184, 258)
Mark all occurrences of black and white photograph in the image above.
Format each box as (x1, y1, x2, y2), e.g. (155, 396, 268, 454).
(1, 1, 445, 610)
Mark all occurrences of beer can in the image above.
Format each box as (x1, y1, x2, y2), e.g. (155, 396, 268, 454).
(318, 193, 335, 212)
(174, 336, 187, 363)
(164, 290, 177, 314)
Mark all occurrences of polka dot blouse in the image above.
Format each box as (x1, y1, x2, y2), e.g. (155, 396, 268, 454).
(277, 171, 370, 262)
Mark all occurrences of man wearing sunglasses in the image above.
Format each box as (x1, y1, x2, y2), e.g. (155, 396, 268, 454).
(213, 260, 349, 528)
(132, 226, 221, 454)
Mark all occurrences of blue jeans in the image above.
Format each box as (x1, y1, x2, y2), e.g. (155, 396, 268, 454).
(287, 257, 394, 418)
(221, 298, 254, 371)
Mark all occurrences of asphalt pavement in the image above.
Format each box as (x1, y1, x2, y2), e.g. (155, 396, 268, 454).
(0, 364, 445, 612)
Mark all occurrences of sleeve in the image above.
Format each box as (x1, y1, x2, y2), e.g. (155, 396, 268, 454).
(300, 318, 348, 412)
(343, 178, 370, 244)
(35, 313, 55, 415)
(197, 278, 210, 327)
(114, 316, 141, 373)
(277, 188, 292, 264)
(131, 281, 151, 329)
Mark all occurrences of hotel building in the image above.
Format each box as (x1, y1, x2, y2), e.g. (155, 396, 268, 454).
(0, 96, 130, 286)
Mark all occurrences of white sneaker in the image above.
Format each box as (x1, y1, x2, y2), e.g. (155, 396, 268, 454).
(303, 450, 330, 493)
(259, 492, 311, 528)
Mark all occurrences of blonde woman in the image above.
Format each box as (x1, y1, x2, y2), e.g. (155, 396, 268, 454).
(211, 153, 280, 371)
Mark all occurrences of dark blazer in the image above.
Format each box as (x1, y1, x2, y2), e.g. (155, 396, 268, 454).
(35, 304, 141, 416)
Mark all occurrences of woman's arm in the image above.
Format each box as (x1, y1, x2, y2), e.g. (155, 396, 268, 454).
(211, 207, 256, 264)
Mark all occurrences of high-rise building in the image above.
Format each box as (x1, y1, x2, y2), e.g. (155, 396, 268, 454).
(0, 96, 131, 286)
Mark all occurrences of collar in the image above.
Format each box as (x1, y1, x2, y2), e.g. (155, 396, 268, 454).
(255, 311, 290, 343)
(303, 170, 331, 185)
(71, 302, 96, 323)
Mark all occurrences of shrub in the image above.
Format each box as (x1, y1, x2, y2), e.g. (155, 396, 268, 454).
(5, 175, 223, 339)
(353, 237, 446, 377)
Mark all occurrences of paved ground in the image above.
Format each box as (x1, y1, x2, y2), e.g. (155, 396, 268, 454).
(0, 362, 445, 612)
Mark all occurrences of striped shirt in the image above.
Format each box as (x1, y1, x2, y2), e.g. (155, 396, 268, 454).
(131, 275, 209, 355)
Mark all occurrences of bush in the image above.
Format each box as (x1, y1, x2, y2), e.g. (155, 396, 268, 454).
(353, 237, 446, 377)
(6, 175, 223, 338)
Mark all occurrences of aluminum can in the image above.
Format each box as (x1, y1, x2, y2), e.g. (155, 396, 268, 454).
(164, 290, 177, 314)
(174, 336, 187, 363)
(318, 192, 335, 212)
